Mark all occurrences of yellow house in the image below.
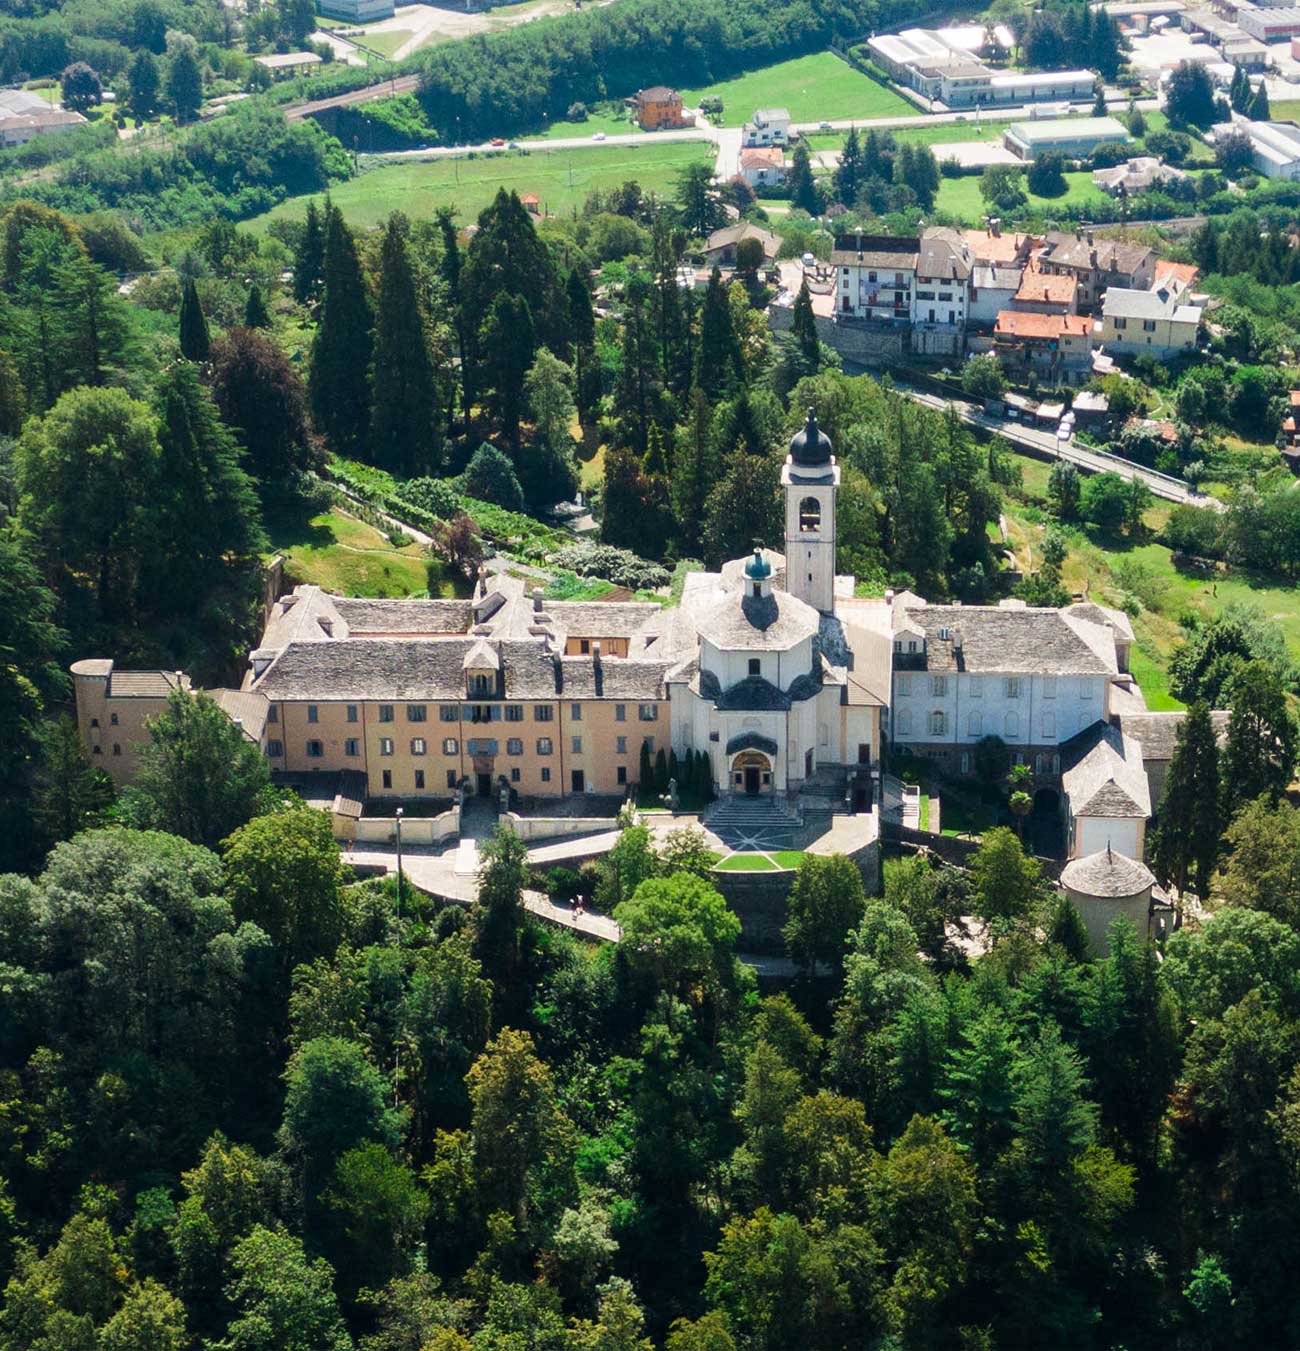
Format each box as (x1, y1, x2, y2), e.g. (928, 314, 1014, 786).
(1098, 283, 1202, 358)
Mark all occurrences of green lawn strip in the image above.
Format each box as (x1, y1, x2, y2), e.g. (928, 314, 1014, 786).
(357, 29, 413, 59)
(248, 141, 712, 232)
(715, 852, 779, 871)
(680, 51, 913, 126)
(918, 793, 929, 832)
(770, 850, 806, 869)
(935, 169, 1110, 225)
(539, 107, 639, 140)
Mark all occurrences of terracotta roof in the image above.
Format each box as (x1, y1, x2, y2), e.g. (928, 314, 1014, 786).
(740, 147, 785, 169)
(994, 310, 1092, 339)
(705, 221, 781, 257)
(1013, 266, 1078, 306)
(1155, 259, 1198, 289)
(960, 228, 1034, 265)
(1061, 846, 1155, 898)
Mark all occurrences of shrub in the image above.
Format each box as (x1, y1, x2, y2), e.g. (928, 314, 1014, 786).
(546, 542, 670, 589)
(396, 476, 461, 519)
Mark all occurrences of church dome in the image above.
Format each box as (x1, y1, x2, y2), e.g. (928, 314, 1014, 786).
(743, 549, 772, 581)
(789, 407, 832, 467)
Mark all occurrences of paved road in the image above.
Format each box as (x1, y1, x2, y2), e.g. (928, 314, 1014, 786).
(895, 383, 1224, 510)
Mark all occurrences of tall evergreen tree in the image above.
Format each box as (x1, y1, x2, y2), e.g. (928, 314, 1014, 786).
(166, 42, 203, 124)
(478, 292, 535, 447)
(791, 278, 819, 371)
(370, 216, 440, 477)
(309, 209, 373, 457)
(1222, 661, 1297, 812)
(671, 389, 714, 555)
(436, 206, 470, 432)
(127, 49, 160, 121)
(1249, 81, 1271, 121)
(178, 277, 210, 362)
(0, 346, 25, 435)
(1151, 701, 1222, 898)
(694, 268, 738, 399)
(566, 267, 598, 427)
(788, 141, 820, 215)
(243, 284, 270, 330)
(294, 200, 326, 305)
(834, 126, 866, 206)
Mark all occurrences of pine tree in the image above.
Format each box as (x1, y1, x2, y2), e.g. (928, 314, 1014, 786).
(834, 126, 865, 206)
(127, 49, 160, 120)
(479, 292, 536, 447)
(788, 141, 820, 215)
(913, 145, 940, 211)
(294, 200, 326, 305)
(370, 216, 440, 477)
(671, 389, 715, 556)
(694, 268, 738, 399)
(1151, 701, 1222, 898)
(791, 278, 819, 371)
(243, 284, 270, 330)
(166, 42, 203, 124)
(1249, 80, 1271, 122)
(566, 267, 598, 426)
(0, 346, 25, 435)
(178, 277, 210, 362)
(1221, 661, 1297, 812)
(309, 208, 373, 456)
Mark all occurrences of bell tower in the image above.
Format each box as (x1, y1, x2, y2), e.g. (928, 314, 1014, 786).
(781, 408, 838, 614)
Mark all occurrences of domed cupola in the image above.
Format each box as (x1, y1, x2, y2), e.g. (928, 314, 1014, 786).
(744, 547, 772, 599)
(789, 407, 832, 468)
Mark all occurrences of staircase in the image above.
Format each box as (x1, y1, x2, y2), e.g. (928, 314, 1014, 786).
(704, 794, 803, 851)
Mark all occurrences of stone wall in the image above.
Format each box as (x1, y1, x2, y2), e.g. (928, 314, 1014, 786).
(503, 812, 620, 842)
(769, 303, 907, 367)
(345, 808, 461, 845)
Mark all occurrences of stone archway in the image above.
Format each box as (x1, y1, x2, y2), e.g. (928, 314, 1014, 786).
(732, 749, 773, 795)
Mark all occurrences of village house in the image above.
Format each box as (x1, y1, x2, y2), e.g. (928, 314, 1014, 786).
(0, 88, 86, 148)
(832, 233, 918, 324)
(967, 263, 1025, 328)
(1098, 283, 1202, 356)
(1009, 265, 1079, 316)
(993, 310, 1094, 383)
(634, 86, 689, 130)
(911, 228, 972, 356)
(738, 146, 786, 189)
(1035, 230, 1158, 310)
(742, 107, 791, 147)
(1092, 154, 1188, 196)
(703, 221, 781, 269)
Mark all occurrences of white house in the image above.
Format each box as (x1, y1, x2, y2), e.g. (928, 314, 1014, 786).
(831, 233, 919, 324)
(739, 147, 786, 189)
(742, 107, 791, 147)
(968, 263, 1025, 327)
(1061, 721, 1151, 858)
(911, 228, 972, 355)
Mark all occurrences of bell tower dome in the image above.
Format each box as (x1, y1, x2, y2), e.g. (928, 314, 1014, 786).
(781, 408, 838, 614)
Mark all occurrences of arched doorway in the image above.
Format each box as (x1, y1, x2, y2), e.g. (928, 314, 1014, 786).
(732, 750, 773, 795)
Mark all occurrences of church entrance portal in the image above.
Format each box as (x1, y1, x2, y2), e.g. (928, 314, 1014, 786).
(732, 750, 772, 796)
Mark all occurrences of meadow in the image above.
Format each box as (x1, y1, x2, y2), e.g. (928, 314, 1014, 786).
(935, 168, 1112, 223)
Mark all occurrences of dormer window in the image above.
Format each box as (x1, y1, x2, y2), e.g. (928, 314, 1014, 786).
(468, 673, 494, 697)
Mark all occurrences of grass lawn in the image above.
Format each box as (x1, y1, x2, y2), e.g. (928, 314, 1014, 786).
(936, 169, 1109, 224)
(771, 851, 806, 869)
(680, 52, 914, 126)
(357, 28, 412, 58)
(1271, 100, 1300, 124)
(576, 441, 605, 492)
(249, 142, 712, 231)
(715, 853, 779, 871)
(806, 118, 1016, 154)
(918, 793, 929, 832)
(540, 106, 637, 140)
(265, 502, 464, 598)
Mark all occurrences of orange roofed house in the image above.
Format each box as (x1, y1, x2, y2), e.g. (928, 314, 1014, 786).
(994, 310, 1094, 385)
(635, 87, 689, 130)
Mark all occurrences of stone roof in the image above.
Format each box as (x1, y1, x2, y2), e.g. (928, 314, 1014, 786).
(549, 600, 664, 638)
(830, 233, 920, 269)
(696, 588, 821, 652)
(1061, 846, 1155, 898)
(918, 229, 972, 281)
(895, 602, 1118, 675)
(972, 263, 1023, 290)
(209, 688, 269, 742)
(1062, 722, 1152, 818)
(106, 669, 192, 697)
(1040, 231, 1156, 276)
(1113, 709, 1230, 761)
(1102, 284, 1195, 320)
(1063, 600, 1134, 643)
(638, 86, 678, 101)
(704, 221, 781, 257)
(332, 597, 474, 634)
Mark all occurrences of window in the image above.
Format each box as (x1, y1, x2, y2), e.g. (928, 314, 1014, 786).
(571, 703, 582, 721)
(1113, 316, 1127, 331)
(307, 739, 323, 758)
(615, 704, 626, 722)
(1005, 677, 1022, 699)
(505, 705, 523, 722)
(968, 712, 982, 736)
(642, 736, 655, 755)
(928, 711, 946, 736)
(535, 705, 554, 722)
(407, 704, 426, 722)
(799, 496, 821, 532)
(572, 736, 582, 754)
(382, 770, 392, 789)
(347, 704, 358, 723)
(897, 673, 912, 697)
(896, 709, 913, 736)
(268, 739, 283, 758)
(92, 746, 102, 755)
(507, 738, 523, 755)
(267, 706, 278, 724)
(537, 737, 553, 755)
(442, 737, 458, 755)
(414, 770, 425, 790)
(753, 582, 762, 598)
(1004, 712, 1020, 738)
(345, 738, 360, 757)
(961, 752, 970, 775)
(469, 674, 493, 696)
(616, 736, 627, 755)
(617, 765, 627, 785)
(511, 767, 521, 783)
(1143, 318, 1156, 332)
(541, 767, 551, 783)
(379, 738, 394, 756)
(447, 770, 457, 789)
(968, 675, 983, 698)
(1077, 678, 1090, 699)
(579, 639, 590, 654)
(112, 743, 121, 756)
(110, 712, 119, 726)
(411, 738, 427, 755)
(440, 705, 459, 723)
(307, 705, 318, 723)
(1042, 675, 1056, 699)
(638, 704, 658, 721)
(1041, 712, 1056, 738)
(378, 705, 394, 723)
(931, 675, 947, 697)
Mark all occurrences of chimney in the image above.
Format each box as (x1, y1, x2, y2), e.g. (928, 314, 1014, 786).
(1090, 249, 1098, 267)
(592, 643, 603, 695)
(885, 587, 895, 606)
(1086, 230, 1094, 245)
(592, 641, 602, 664)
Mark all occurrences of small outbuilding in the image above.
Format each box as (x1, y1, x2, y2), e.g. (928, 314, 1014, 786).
(1060, 844, 1156, 954)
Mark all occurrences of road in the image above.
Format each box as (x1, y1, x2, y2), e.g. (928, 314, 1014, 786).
(895, 383, 1224, 510)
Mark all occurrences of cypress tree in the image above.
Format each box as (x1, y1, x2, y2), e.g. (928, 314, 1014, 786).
(668, 749, 680, 788)
(309, 208, 373, 457)
(370, 215, 440, 477)
(1092, 82, 1107, 118)
(639, 739, 653, 791)
(178, 277, 210, 362)
(294, 200, 325, 305)
(1249, 81, 1271, 121)
(479, 292, 535, 448)
(654, 747, 669, 793)
(243, 284, 270, 330)
(834, 126, 865, 206)
(566, 267, 598, 426)
(671, 389, 715, 556)
(788, 141, 820, 215)
(1151, 701, 1222, 900)
(694, 268, 738, 399)
(791, 277, 819, 370)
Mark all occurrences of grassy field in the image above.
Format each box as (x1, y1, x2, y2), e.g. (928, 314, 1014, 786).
(266, 502, 464, 598)
(249, 141, 712, 231)
(1270, 100, 1300, 124)
(680, 52, 915, 126)
(806, 117, 1017, 153)
(935, 169, 1110, 223)
(540, 105, 637, 140)
(356, 29, 412, 59)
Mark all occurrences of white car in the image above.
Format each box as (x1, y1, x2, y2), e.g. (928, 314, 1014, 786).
(592, 130, 606, 141)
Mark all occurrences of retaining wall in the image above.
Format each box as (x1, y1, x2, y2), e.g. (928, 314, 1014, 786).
(503, 812, 619, 842)
(346, 809, 461, 845)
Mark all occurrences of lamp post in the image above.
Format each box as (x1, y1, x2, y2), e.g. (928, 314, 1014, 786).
(394, 807, 404, 919)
